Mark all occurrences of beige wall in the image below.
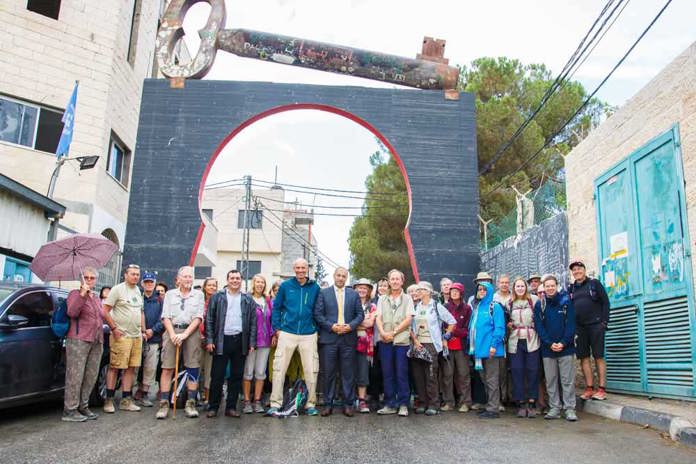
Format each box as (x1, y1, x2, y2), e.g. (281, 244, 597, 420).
(566, 42, 696, 291)
(0, 0, 160, 250)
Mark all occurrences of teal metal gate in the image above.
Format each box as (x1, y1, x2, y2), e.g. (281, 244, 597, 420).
(594, 125, 696, 399)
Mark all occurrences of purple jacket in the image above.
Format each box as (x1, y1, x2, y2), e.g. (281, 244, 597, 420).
(255, 296, 273, 348)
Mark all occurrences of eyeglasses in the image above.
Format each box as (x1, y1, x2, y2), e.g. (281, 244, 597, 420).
(83, 276, 96, 281)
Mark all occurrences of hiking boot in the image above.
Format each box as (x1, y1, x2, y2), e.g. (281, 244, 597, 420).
(580, 386, 594, 400)
(103, 398, 115, 414)
(517, 406, 527, 418)
(136, 397, 154, 408)
(565, 409, 578, 422)
(253, 401, 265, 414)
(425, 408, 438, 416)
(156, 400, 169, 419)
(458, 403, 470, 413)
(398, 405, 409, 417)
(544, 408, 561, 420)
(358, 400, 370, 413)
(265, 407, 278, 416)
(305, 407, 319, 416)
(78, 407, 98, 420)
(62, 410, 87, 422)
(242, 401, 253, 414)
(415, 406, 426, 414)
(440, 403, 453, 412)
(591, 388, 607, 401)
(527, 404, 537, 419)
(119, 398, 141, 412)
(377, 406, 397, 415)
(470, 403, 482, 411)
(185, 399, 199, 418)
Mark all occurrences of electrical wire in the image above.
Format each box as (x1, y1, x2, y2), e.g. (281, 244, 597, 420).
(486, 0, 673, 196)
(478, 0, 627, 175)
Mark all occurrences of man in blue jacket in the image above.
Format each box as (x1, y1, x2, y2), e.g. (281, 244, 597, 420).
(267, 258, 321, 416)
(314, 267, 363, 417)
(135, 271, 164, 407)
(534, 274, 577, 421)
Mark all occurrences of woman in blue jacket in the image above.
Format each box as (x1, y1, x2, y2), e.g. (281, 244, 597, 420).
(468, 281, 506, 418)
(533, 274, 577, 421)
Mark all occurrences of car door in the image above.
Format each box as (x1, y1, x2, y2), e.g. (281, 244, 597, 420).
(0, 289, 60, 402)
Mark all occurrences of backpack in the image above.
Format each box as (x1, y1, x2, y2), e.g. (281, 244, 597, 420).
(273, 379, 308, 418)
(51, 297, 71, 338)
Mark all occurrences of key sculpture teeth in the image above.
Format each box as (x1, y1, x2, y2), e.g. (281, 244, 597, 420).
(156, 0, 460, 90)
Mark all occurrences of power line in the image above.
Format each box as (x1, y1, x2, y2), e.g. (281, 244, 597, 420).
(259, 208, 343, 269)
(253, 194, 399, 210)
(486, 0, 673, 196)
(251, 178, 400, 196)
(479, 0, 627, 175)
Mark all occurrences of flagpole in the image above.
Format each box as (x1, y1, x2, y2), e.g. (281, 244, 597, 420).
(47, 80, 79, 199)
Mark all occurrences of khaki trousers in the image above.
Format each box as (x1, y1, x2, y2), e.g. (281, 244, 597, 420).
(270, 331, 319, 408)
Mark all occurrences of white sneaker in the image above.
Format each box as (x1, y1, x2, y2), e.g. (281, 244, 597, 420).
(377, 406, 397, 415)
(398, 405, 409, 417)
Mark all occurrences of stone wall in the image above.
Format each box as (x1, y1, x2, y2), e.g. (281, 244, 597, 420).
(566, 42, 696, 284)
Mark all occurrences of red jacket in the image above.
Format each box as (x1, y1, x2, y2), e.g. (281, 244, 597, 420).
(445, 300, 472, 351)
(66, 290, 104, 343)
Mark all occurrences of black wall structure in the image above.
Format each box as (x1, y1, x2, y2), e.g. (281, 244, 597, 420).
(124, 79, 478, 286)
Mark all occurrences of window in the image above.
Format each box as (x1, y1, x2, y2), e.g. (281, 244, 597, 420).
(195, 266, 212, 279)
(6, 291, 53, 328)
(236, 260, 261, 280)
(107, 134, 132, 186)
(27, 0, 61, 20)
(237, 210, 263, 229)
(0, 96, 63, 152)
(202, 209, 214, 222)
(127, 0, 143, 66)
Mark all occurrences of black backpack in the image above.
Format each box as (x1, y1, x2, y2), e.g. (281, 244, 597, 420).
(569, 278, 600, 302)
(272, 379, 308, 418)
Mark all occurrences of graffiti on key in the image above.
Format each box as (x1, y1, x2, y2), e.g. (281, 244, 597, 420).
(156, 0, 459, 90)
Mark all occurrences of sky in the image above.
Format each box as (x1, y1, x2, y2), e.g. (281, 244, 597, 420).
(186, 0, 696, 278)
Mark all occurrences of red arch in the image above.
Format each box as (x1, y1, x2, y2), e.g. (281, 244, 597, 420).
(190, 103, 419, 281)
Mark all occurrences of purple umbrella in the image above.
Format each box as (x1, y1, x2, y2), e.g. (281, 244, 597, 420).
(30, 233, 119, 282)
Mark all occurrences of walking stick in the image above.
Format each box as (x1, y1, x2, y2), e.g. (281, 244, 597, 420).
(172, 343, 180, 419)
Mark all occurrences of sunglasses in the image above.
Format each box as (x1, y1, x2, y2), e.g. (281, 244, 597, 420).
(126, 264, 140, 270)
(83, 276, 96, 281)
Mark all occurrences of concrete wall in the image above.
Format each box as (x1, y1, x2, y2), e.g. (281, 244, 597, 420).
(481, 213, 569, 287)
(566, 42, 696, 285)
(124, 80, 479, 286)
(0, 0, 159, 256)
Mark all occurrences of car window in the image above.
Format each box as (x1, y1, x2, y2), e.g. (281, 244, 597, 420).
(7, 291, 53, 327)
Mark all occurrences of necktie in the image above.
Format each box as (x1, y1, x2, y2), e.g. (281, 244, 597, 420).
(337, 288, 344, 325)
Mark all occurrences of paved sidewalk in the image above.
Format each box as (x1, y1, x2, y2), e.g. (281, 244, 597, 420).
(578, 392, 696, 448)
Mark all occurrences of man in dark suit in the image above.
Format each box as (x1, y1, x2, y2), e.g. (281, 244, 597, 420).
(313, 267, 364, 416)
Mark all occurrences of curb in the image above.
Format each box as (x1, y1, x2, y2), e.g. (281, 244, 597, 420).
(577, 397, 696, 449)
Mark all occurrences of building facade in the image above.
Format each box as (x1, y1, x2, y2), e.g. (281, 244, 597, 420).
(566, 42, 696, 399)
(0, 0, 163, 286)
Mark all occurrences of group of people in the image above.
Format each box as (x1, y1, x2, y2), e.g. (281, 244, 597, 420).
(61, 256, 610, 424)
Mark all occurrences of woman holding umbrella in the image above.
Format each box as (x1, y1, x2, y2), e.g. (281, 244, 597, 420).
(62, 267, 104, 422)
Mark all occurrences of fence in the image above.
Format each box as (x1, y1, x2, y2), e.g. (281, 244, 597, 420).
(481, 177, 566, 250)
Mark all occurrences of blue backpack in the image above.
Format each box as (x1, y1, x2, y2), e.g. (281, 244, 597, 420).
(273, 379, 308, 418)
(51, 298, 70, 338)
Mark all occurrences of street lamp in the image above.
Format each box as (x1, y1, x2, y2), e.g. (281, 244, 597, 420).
(47, 155, 100, 199)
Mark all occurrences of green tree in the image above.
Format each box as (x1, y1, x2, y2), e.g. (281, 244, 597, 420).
(348, 149, 413, 283)
(458, 57, 612, 221)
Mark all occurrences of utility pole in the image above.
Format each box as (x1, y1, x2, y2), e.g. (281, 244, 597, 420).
(241, 175, 252, 291)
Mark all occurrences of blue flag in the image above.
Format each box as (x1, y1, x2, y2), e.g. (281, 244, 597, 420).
(55, 81, 78, 158)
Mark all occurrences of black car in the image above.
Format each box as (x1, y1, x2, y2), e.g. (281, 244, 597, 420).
(0, 282, 110, 409)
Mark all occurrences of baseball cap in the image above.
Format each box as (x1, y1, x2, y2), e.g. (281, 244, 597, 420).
(568, 258, 586, 270)
(142, 271, 157, 282)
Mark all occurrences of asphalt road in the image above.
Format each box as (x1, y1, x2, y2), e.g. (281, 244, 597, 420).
(1, 401, 694, 464)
